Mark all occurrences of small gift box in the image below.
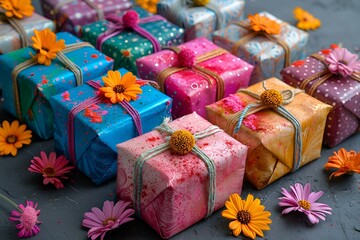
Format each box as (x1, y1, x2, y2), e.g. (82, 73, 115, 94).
(281, 46, 360, 147)
(0, 30, 114, 139)
(116, 112, 247, 238)
(206, 78, 332, 189)
(212, 12, 309, 84)
(136, 37, 254, 119)
(81, 7, 184, 75)
(40, 0, 132, 36)
(51, 68, 172, 185)
(157, 0, 244, 41)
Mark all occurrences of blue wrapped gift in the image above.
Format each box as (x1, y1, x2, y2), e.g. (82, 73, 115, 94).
(50, 68, 173, 185)
(0, 32, 114, 139)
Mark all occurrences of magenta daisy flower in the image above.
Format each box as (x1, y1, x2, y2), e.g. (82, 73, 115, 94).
(82, 200, 135, 240)
(9, 200, 41, 238)
(278, 183, 332, 224)
(28, 151, 75, 189)
(325, 47, 360, 77)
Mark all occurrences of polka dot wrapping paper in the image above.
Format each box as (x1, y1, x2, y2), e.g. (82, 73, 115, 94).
(281, 53, 360, 148)
(206, 78, 332, 189)
(157, 0, 245, 41)
(50, 68, 173, 185)
(212, 12, 309, 85)
(40, 0, 133, 36)
(0, 32, 114, 139)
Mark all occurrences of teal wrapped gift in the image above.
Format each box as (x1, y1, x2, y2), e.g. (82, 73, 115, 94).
(50, 68, 173, 185)
(0, 31, 114, 139)
(81, 7, 184, 75)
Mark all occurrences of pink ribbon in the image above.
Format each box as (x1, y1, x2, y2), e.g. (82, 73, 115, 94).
(96, 10, 164, 52)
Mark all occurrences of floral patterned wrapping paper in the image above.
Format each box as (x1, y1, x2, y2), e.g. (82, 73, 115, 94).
(212, 12, 309, 84)
(157, 0, 244, 41)
(0, 32, 114, 140)
(136, 37, 254, 119)
(116, 112, 247, 239)
(206, 78, 332, 189)
(40, 0, 132, 36)
(281, 53, 360, 148)
(81, 7, 184, 75)
(50, 68, 173, 185)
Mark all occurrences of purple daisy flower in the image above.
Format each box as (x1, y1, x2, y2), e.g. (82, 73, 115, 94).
(325, 47, 360, 77)
(278, 183, 332, 224)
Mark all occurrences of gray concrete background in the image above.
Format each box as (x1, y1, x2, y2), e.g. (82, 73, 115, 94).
(1, 0, 360, 239)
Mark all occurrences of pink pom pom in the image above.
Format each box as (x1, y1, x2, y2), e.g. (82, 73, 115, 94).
(178, 48, 196, 68)
(122, 10, 139, 28)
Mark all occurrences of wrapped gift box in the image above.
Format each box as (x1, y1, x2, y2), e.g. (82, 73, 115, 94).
(206, 78, 332, 189)
(212, 11, 309, 84)
(51, 68, 173, 185)
(81, 7, 184, 75)
(117, 112, 247, 238)
(0, 32, 114, 139)
(281, 50, 360, 147)
(136, 37, 254, 119)
(40, 0, 132, 36)
(157, 0, 244, 41)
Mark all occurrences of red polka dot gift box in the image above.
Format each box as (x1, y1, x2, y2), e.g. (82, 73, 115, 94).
(281, 46, 360, 148)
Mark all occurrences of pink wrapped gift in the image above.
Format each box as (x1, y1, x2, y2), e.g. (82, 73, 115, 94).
(116, 112, 247, 238)
(136, 37, 254, 119)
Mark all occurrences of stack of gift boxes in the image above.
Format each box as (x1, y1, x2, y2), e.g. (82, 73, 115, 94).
(0, 0, 358, 238)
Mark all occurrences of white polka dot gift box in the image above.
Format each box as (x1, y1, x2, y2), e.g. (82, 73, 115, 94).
(281, 45, 360, 148)
(136, 37, 254, 119)
(40, 0, 132, 36)
(206, 78, 332, 189)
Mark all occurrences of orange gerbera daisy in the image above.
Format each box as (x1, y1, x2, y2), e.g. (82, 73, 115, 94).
(293, 7, 321, 31)
(100, 70, 142, 103)
(31, 28, 65, 66)
(0, 0, 34, 19)
(222, 193, 272, 239)
(0, 120, 32, 156)
(135, 0, 159, 14)
(324, 148, 360, 179)
(248, 13, 281, 35)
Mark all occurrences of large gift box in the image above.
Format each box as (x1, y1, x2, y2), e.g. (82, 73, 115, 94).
(281, 47, 360, 147)
(157, 0, 244, 41)
(81, 7, 184, 75)
(117, 112, 247, 238)
(51, 68, 173, 185)
(40, 0, 132, 36)
(0, 31, 114, 139)
(206, 78, 332, 189)
(212, 12, 309, 84)
(136, 37, 254, 119)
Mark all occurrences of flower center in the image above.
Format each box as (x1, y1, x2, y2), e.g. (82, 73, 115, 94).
(298, 200, 311, 210)
(260, 89, 283, 108)
(102, 218, 116, 226)
(170, 130, 195, 155)
(21, 206, 38, 230)
(113, 84, 126, 93)
(122, 50, 131, 57)
(237, 210, 251, 224)
(6, 135, 17, 144)
(43, 167, 55, 177)
(338, 59, 348, 65)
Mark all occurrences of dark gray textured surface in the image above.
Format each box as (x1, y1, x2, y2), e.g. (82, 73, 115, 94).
(1, 0, 360, 239)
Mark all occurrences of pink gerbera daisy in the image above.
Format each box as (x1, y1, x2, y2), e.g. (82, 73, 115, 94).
(325, 47, 360, 77)
(278, 183, 332, 224)
(9, 200, 41, 238)
(82, 200, 135, 240)
(28, 151, 75, 189)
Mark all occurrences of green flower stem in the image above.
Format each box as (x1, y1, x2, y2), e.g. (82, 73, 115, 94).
(0, 193, 21, 211)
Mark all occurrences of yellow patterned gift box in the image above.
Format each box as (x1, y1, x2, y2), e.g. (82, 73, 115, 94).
(206, 78, 332, 189)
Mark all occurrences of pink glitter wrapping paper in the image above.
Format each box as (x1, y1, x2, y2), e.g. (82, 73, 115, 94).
(116, 112, 247, 239)
(136, 37, 254, 119)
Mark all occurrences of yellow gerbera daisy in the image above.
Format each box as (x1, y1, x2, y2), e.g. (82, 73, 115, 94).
(136, 0, 159, 14)
(222, 193, 272, 239)
(0, 0, 34, 19)
(31, 28, 66, 66)
(0, 120, 32, 156)
(293, 7, 321, 31)
(100, 70, 142, 103)
(249, 13, 281, 35)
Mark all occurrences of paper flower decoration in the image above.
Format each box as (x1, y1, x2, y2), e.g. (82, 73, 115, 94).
(135, 0, 159, 14)
(324, 148, 360, 178)
(222, 193, 272, 239)
(293, 7, 321, 31)
(82, 200, 135, 240)
(325, 47, 360, 77)
(0, 0, 34, 19)
(0, 120, 32, 156)
(279, 183, 332, 224)
(248, 13, 281, 35)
